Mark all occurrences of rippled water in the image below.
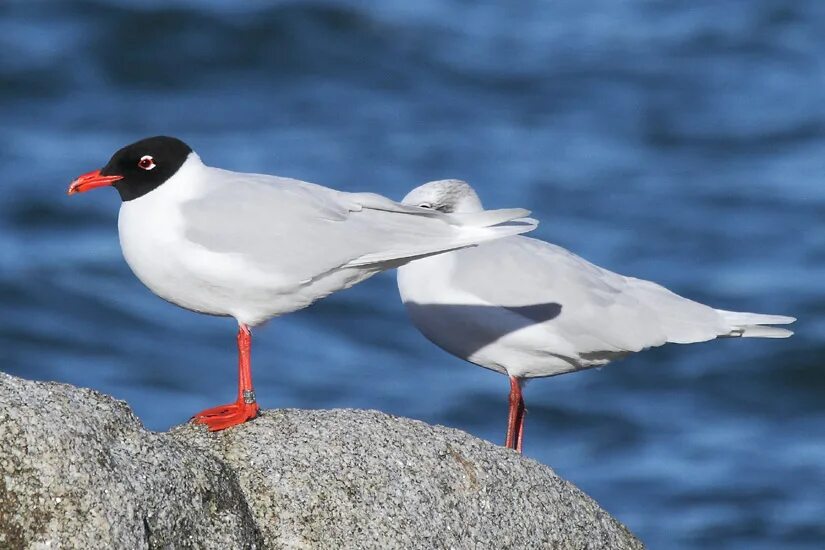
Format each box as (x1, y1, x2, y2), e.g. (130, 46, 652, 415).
(1, 1, 823, 547)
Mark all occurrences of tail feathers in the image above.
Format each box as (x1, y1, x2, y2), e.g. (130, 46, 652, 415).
(718, 309, 796, 339)
(346, 216, 537, 268)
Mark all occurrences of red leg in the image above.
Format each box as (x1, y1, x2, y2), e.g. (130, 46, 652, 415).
(515, 391, 526, 454)
(192, 324, 260, 431)
(504, 376, 526, 453)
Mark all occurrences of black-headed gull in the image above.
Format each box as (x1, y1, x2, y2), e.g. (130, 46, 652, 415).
(397, 180, 795, 452)
(67, 138, 537, 430)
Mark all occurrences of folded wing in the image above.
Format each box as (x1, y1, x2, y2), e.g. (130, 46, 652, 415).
(447, 237, 794, 356)
(180, 169, 536, 284)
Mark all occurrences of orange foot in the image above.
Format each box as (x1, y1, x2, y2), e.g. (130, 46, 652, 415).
(191, 401, 260, 431)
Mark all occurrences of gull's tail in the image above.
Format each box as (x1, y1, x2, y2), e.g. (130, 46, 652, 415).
(717, 309, 796, 338)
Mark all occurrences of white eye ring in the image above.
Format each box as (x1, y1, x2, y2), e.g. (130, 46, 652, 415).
(418, 202, 433, 209)
(138, 155, 156, 170)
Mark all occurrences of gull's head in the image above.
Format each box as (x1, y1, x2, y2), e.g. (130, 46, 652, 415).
(402, 179, 484, 213)
(68, 136, 193, 201)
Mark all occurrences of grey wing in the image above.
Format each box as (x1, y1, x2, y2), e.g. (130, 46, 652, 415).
(179, 169, 524, 285)
(180, 171, 372, 283)
(450, 236, 730, 354)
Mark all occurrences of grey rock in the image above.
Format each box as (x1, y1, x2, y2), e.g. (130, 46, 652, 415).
(0, 373, 261, 549)
(173, 409, 643, 550)
(0, 372, 643, 549)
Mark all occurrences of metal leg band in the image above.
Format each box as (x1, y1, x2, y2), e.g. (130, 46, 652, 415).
(242, 390, 256, 404)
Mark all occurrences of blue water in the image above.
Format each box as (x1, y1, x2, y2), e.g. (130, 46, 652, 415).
(1, 1, 823, 547)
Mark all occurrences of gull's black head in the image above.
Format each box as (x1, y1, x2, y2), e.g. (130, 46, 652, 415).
(68, 136, 193, 201)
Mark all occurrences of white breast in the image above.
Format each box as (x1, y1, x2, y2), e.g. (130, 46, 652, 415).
(118, 157, 221, 314)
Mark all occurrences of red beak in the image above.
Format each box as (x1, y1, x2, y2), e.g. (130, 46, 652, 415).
(67, 170, 123, 195)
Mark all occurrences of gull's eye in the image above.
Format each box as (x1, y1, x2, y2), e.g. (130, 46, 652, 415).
(418, 202, 433, 209)
(138, 155, 156, 170)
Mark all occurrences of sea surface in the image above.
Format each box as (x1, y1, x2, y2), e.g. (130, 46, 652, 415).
(1, 1, 823, 548)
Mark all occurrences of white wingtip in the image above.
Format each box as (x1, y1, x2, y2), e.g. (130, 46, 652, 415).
(444, 208, 532, 228)
(736, 326, 794, 338)
(718, 310, 796, 339)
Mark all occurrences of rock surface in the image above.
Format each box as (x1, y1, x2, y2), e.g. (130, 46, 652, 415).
(0, 372, 644, 549)
(0, 373, 261, 549)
